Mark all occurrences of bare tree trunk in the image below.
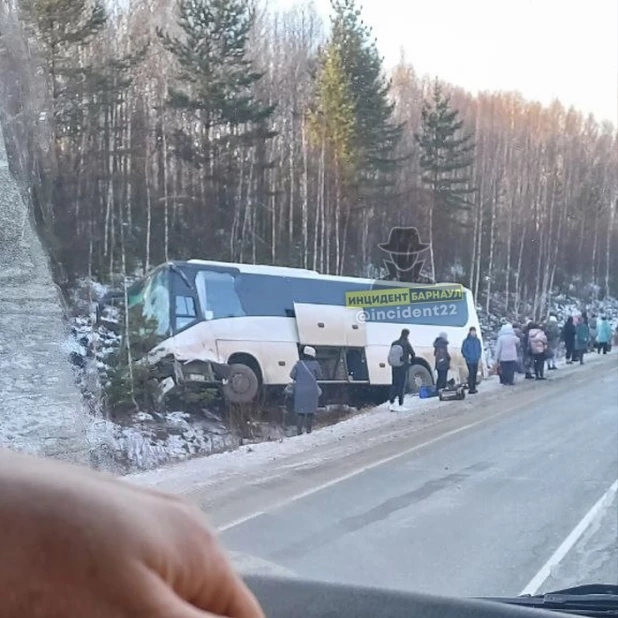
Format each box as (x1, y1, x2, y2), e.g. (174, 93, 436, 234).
(591, 211, 599, 292)
(485, 181, 498, 314)
(271, 177, 277, 263)
(469, 193, 479, 290)
(334, 163, 340, 276)
(473, 186, 484, 301)
(145, 153, 152, 272)
(301, 122, 309, 269)
(288, 113, 295, 248)
(231, 152, 245, 260)
(605, 197, 616, 297)
(504, 192, 515, 313)
(514, 220, 527, 320)
(428, 191, 435, 281)
(162, 130, 169, 262)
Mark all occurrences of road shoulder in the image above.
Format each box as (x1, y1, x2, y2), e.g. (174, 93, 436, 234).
(127, 354, 616, 529)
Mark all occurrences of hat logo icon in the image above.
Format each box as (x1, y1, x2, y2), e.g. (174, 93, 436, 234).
(378, 226, 433, 283)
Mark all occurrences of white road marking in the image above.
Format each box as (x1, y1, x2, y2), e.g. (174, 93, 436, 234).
(218, 415, 493, 532)
(520, 478, 618, 596)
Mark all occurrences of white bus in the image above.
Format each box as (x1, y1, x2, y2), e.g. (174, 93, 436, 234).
(122, 260, 485, 404)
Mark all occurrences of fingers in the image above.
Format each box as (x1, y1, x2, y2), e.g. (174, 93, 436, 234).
(189, 542, 266, 618)
(145, 566, 265, 618)
(211, 569, 267, 618)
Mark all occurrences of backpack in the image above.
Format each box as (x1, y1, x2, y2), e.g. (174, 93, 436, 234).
(388, 344, 405, 367)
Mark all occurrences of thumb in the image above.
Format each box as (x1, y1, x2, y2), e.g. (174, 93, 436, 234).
(143, 568, 265, 618)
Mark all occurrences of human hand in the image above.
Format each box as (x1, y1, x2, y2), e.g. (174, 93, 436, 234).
(0, 449, 265, 618)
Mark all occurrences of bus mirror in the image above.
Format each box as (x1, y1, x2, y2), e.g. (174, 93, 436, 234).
(205, 310, 214, 321)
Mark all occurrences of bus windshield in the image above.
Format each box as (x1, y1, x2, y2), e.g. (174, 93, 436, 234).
(127, 268, 171, 348)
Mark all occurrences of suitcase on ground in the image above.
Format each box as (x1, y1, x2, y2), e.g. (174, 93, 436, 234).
(419, 385, 439, 399)
(439, 384, 466, 401)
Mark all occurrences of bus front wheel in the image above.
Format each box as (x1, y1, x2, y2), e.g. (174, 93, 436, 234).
(407, 363, 434, 393)
(222, 363, 260, 404)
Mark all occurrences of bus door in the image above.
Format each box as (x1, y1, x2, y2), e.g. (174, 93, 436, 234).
(293, 303, 346, 346)
(293, 303, 369, 382)
(343, 307, 369, 381)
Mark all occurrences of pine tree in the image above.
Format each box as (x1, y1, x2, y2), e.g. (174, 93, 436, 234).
(20, 0, 106, 133)
(308, 44, 357, 273)
(309, 45, 357, 190)
(328, 0, 402, 205)
(158, 0, 276, 252)
(415, 81, 475, 280)
(157, 0, 276, 257)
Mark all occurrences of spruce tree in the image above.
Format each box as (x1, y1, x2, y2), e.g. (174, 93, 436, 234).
(158, 0, 276, 255)
(158, 0, 275, 160)
(327, 0, 402, 204)
(309, 44, 357, 188)
(415, 81, 475, 279)
(20, 0, 107, 132)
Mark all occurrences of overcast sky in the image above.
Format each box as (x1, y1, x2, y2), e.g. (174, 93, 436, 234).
(276, 0, 617, 125)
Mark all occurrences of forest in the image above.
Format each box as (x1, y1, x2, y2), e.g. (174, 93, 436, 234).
(1, 0, 616, 322)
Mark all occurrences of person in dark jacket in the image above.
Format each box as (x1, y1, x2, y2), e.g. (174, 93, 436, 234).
(461, 327, 482, 394)
(574, 316, 590, 365)
(522, 321, 535, 379)
(289, 346, 323, 435)
(388, 329, 416, 411)
(562, 316, 576, 363)
(433, 332, 451, 391)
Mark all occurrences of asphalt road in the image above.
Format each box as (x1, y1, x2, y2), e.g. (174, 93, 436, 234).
(218, 359, 617, 598)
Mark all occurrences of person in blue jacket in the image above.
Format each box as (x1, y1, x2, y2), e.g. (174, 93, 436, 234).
(461, 326, 482, 394)
(596, 316, 612, 354)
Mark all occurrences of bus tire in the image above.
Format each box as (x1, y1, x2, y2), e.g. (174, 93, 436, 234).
(407, 363, 434, 393)
(223, 363, 260, 404)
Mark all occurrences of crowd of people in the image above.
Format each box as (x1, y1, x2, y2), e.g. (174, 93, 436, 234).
(287, 312, 615, 422)
(493, 311, 614, 385)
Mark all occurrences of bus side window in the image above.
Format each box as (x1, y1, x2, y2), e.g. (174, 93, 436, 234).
(175, 295, 197, 331)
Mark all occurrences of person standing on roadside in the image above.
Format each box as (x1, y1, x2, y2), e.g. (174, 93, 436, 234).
(545, 315, 560, 371)
(462, 327, 482, 394)
(387, 328, 416, 411)
(289, 346, 322, 435)
(494, 324, 520, 386)
(512, 323, 524, 373)
(528, 323, 548, 380)
(596, 316, 612, 354)
(433, 331, 451, 391)
(562, 316, 576, 363)
(522, 321, 535, 379)
(574, 315, 590, 365)
(589, 313, 598, 352)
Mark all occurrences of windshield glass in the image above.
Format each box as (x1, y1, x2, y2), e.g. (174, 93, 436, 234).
(127, 269, 170, 344)
(0, 0, 616, 608)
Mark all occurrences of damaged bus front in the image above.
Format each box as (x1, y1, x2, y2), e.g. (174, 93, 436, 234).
(114, 263, 255, 404)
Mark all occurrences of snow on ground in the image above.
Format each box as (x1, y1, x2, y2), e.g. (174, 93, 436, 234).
(125, 365, 515, 490)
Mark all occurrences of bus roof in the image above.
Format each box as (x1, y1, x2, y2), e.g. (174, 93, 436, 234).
(183, 259, 471, 292)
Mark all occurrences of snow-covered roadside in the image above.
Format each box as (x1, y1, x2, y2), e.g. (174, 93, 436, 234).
(126, 349, 614, 492)
(65, 277, 618, 473)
